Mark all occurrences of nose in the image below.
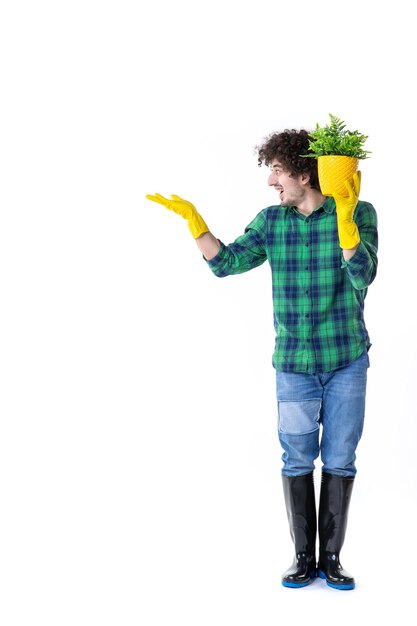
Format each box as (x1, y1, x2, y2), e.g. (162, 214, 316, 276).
(268, 171, 279, 187)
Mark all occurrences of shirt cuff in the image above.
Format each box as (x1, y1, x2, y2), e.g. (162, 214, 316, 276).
(204, 240, 226, 268)
(340, 240, 368, 271)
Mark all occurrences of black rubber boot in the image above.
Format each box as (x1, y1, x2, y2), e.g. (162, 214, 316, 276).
(281, 472, 317, 588)
(318, 471, 355, 590)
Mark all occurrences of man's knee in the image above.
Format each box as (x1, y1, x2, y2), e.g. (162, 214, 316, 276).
(278, 399, 321, 435)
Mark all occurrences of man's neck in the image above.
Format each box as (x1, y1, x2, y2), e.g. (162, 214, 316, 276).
(295, 190, 327, 217)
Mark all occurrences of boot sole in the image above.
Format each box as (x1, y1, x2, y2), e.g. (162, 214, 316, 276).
(318, 569, 355, 590)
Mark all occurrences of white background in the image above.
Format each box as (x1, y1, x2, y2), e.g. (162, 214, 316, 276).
(1, 0, 416, 623)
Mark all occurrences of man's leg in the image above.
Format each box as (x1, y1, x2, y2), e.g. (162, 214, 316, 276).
(276, 370, 322, 587)
(318, 350, 370, 590)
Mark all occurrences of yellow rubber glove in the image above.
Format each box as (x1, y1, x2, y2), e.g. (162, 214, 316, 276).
(146, 193, 209, 239)
(333, 172, 361, 249)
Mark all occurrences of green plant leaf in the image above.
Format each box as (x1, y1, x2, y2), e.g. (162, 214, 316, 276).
(301, 113, 371, 159)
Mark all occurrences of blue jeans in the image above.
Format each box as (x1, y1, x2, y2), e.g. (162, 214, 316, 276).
(276, 350, 370, 477)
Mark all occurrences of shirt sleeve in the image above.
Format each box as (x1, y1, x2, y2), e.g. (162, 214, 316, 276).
(206, 209, 268, 277)
(341, 201, 378, 290)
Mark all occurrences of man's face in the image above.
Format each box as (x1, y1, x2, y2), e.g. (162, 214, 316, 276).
(268, 158, 307, 207)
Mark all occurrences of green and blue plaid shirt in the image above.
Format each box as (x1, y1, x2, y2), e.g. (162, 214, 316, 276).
(206, 197, 378, 373)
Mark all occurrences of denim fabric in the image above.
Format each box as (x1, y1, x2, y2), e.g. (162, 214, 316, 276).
(276, 350, 370, 477)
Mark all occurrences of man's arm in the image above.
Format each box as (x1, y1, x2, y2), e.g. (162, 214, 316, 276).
(146, 192, 268, 276)
(342, 245, 359, 262)
(331, 173, 378, 288)
(195, 232, 221, 261)
(341, 201, 378, 290)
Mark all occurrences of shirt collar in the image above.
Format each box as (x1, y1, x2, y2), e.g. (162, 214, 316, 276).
(288, 196, 335, 216)
(322, 196, 336, 214)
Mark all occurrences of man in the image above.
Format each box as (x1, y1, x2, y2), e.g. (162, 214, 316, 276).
(146, 128, 378, 590)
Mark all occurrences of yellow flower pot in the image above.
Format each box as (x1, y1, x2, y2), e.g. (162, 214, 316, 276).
(318, 155, 359, 197)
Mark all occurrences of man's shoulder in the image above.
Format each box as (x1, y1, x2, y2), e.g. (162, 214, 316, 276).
(356, 199, 377, 217)
(357, 199, 376, 210)
(263, 205, 287, 221)
(246, 206, 288, 234)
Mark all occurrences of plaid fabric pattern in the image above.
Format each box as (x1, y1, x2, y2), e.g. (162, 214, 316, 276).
(206, 197, 378, 373)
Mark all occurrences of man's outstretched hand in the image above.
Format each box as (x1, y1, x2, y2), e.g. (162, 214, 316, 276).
(146, 193, 209, 239)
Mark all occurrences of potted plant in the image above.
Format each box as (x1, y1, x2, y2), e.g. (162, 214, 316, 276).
(303, 114, 370, 196)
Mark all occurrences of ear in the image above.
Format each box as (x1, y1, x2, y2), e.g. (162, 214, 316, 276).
(300, 172, 310, 186)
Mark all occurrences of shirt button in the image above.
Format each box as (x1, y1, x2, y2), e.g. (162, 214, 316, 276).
(305, 266, 309, 271)
(305, 242, 309, 247)
(305, 289, 309, 295)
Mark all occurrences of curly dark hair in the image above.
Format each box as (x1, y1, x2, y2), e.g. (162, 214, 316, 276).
(256, 129, 320, 190)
